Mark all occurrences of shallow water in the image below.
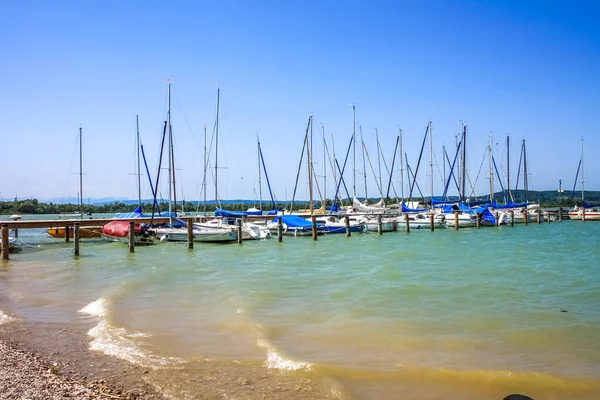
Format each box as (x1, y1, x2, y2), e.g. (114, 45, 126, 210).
(1, 215, 600, 399)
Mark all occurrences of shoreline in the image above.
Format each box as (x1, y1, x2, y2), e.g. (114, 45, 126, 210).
(0, 315, 333, 399)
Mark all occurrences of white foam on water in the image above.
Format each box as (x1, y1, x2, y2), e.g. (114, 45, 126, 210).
(78, 298, 183, 369)
(0, 309, 18, 325)
(257, 338, 313, 371)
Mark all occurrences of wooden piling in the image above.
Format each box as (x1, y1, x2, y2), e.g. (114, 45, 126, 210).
(429, 214, 434, 232)
(582, 208, 586, 222)
(495, 212, 499, 227)
(377, 214, 383, 235)
(187, 218, 194, 249)
(237, 219, 243, 244)
(559, 207, 563, 222)
(510, 210, 514, 227)
(404, 213, 410, 233)
(345, 216, 351, 237)
(277, 217, 283, 242)
(64, 226, 70, 242)
(311, 215, 317, 241)
(476, 212, 481, 228)
(537, 209, 542, 224)
(524, 211, 528, 225)
(73, 222, 80, 256)
(1, 225, 9, 260)
(128, 221, 135, 253)
(454, 211, 459, 230)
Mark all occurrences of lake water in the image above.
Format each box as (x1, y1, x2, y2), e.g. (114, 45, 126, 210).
(1, 215, 599, 399)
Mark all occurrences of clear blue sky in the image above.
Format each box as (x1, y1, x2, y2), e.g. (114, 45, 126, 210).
(2, 0, 599, 204)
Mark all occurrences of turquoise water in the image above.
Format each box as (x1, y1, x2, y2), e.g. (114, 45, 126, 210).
(1, 216, 600, 399)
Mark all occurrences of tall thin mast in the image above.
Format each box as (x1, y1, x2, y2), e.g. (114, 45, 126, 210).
(79, 126, 83, 218)
(428, 121, 434, 202)
(488, 134, 494, 202)
(167, 81, 173, 227)
(581, 137, 584, 201)
(136, 115, 142, 209)
(399, 127, 404, 200)
(322, 125, 326, 203)
(307, 116, 314, 216)
(215, 84, 220, 205)
(351, 104, 356, 198)
(461, 124, 467, 201)
(257, 134, 263, 211)
(203, 125, 207, 214)
(360, 125, 367, 201)
(376, 128, 382, 199)
(522, 139, 528, 203)
(506, 136, 511, 203)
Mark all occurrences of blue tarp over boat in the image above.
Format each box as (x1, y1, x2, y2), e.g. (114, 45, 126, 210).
(401, 203, 428, 213)
(215, 207, 263, 217)
(582, 201, 600, 209)
(272, 215, 320, 228)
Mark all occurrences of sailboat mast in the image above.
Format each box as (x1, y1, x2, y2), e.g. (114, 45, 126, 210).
(203, 125, 207, 214)
(79, 126, 83, 218)
(351, 104, 356, 198)
(581, 137, 584, 201)
(376, 128, 382, 199)
(522, 139, 528, 203)
(506, 136, 511, 203)
(488, 135, 494, 202)
(360, 125, 367, 201)
(136, 115, 142, 209)
(307, 116, 314, 216)
(461, 124, 467, 201)
(429, 121, 433, 202)
(215, 85, 220, 205)
(167, 81, 173, 227)
(399, 127, 404, 200)
(257, 134, 263, 211)
(322, 125, 326, 204)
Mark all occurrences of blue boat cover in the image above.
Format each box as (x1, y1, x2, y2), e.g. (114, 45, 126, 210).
(402, 203, 428, 213)
(215, 207, 262, 217)
(582, 201, 600, 209)
(271, 215, 314, 228)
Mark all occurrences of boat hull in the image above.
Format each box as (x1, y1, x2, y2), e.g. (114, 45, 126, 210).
(47, 226, 103, 238)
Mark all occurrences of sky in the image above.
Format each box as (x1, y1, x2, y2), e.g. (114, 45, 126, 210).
(1, 0, 599, 204)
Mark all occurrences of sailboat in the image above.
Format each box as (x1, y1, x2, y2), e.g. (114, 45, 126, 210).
(47, 127, 103, 238)
(569, 138, 600, 220)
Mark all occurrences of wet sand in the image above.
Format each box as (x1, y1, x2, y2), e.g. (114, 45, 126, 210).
(0, 318, 333, 399)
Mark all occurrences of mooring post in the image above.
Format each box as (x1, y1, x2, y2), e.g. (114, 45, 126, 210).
(277, 217, 283, 242)
(582, 208, 586, 222)
(186, 218, 194, 249)
(510, 210, 514, 227)
(237, 219, 243, 244)
(454, 211, 459, 230)
(495, 212, 499, 227)
(128, 221, 135, 253)
(404, 213, 410, 233)
(377, 214, 383, 235)
(1, 225, 9, 260)
(559, 207, 563, 222)
(345, 216, 351, 237)
(537, 209, 542, 224)
(524, 211, 529, 226)
(476, 212, 481, 228)
(311, 215, 317, 241)
(429, 213, 434, 232)
(73, 222, 80, 256)
(64, 226, 70, 242)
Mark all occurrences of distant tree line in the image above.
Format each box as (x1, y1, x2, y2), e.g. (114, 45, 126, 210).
(1, 190, 598, 215)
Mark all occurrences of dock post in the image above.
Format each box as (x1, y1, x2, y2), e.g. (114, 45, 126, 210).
(311, 215, 317, 241)
(345, 216, 351, 237)
(495, 212, 499, 227)
(430, 214, 434, 232)
(559, 207, 563, 222)
(377, 214, 383, 235)
(277, 217, 283, 242)
(128, 221, 135, 253)
(237, 219, 243, 244)
(537, 209, 542, 224)
(73, 222, 80, 256)
(1, 225, 9, 260)
(524, 211, 528, 226)
(582, 208, 586, 222)
(65, 226, 70, 242)
(454, 211, 459, 230)
(187, 218, 194, 249)
(404, 213, 410, 233)
(510, 210, 514, 227)
(476, 212, 481, 228)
